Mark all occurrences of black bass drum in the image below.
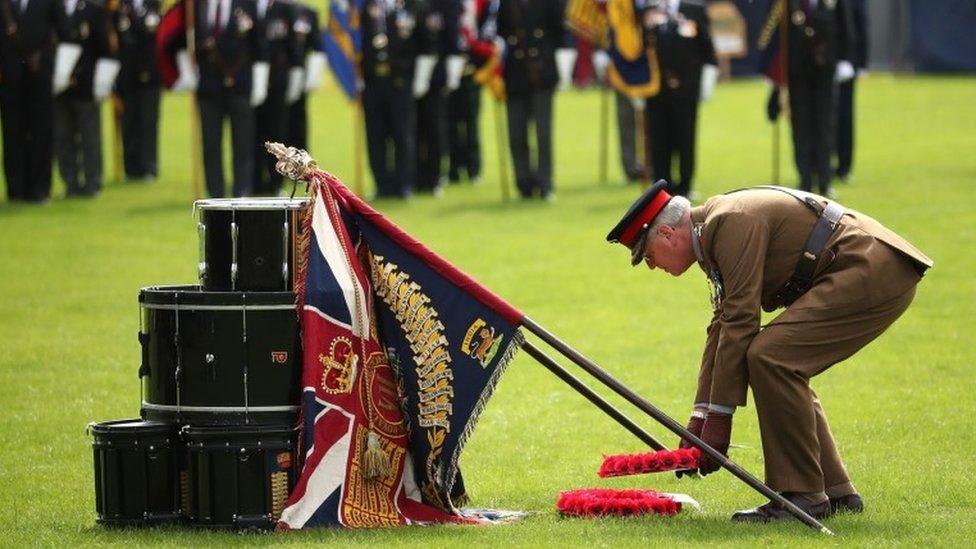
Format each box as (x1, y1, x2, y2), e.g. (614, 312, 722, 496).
(139, 285, 301, 425)
(88, 419, 184, 526)
(195, 198, 310, 292)
(183, 424, 298, 529)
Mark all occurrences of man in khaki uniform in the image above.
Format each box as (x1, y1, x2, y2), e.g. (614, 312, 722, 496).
(607, 181, 932, 522)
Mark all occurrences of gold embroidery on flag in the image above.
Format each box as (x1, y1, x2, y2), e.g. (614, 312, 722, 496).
(342, 424, 405, 527)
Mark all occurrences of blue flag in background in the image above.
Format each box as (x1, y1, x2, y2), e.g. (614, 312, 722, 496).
(322, 0, 363, 99)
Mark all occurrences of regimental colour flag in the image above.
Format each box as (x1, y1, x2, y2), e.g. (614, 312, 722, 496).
(757, 0, 786, 86)
(321, 0, 363, 100)
(278, 169, 525, 528)
(605, 0, 660, 98)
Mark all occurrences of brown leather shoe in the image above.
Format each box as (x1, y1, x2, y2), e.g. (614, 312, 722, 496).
(829, 493, 864, 513)
(731, 494, 833, 523)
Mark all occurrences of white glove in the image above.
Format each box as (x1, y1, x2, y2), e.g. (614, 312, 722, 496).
(171, 49, 198, 92)
(304, 51, 326, 92)
(630, 96, 644, 111)
(592, 50, 610, 82)
(250, 61, 270, 106)
(53, 43, 83, 95)
(285, 66, 305, 105)
(412, 54, 437, 98)
(699, 64, 719, 102)
(445, 54, 465, 91)
(92, 58, 121, 101)
(834, 60, 855, 83)
(555, 48, 577, 91)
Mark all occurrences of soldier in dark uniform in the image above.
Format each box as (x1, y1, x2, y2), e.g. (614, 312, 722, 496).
(608, 182, 931, 521)
(193, 0, 269, 198)
(252, 0, 295, 196)
(284, 1, 321, 153)
(447, 0, 483, 185)
(785, 0, 853, 196)
(497, 0, 568, 200)
(641, 0, 717, 199)
(115, 0, 161, 181)
(413, 0, 459, 195)
(0, 0, 73, 203)
(833, 0, 865, 182)
(360, 0, 424, 199)
(54, 0, 116, 198)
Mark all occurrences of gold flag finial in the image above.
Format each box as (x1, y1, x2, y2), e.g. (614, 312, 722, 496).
(265, 141, 318, 182)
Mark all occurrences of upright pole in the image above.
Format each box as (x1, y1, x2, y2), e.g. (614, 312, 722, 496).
(521, 316, 834, 535)
(493, 98, 510, 201)
(353, 97, 365, 196)
(598, 85, 609, 185)
(106, 0, 123, 184)
(186, 0, 202, 200)
(774, 0, 789, 185)
(522, 340, 665, 451)
(636, 102, 649, 189)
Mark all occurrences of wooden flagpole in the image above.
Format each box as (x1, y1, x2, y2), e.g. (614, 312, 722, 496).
(773, 0, 788, 185)
(186, 0, 202, 200)
(107, 0, 124, 183)
(494, 98, 510, 201)
(598, 84, 609, 185)
(353, 97, 365, 197)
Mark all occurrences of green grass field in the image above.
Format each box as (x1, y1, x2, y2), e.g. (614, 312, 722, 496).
(1, 75, 975, 547)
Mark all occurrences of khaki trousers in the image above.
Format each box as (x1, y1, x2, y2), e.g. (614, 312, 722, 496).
(746, 244, 922, 494)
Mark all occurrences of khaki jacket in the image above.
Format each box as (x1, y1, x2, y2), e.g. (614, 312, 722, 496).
(690, 189, 932, 407)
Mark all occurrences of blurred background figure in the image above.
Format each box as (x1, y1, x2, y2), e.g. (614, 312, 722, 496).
(0, 0, 75, 203)
(285, 1, 324, 155)
(55, 0, 119, 199)
(642, 0, 717, 199)
(786, 0, 853, 197)
(115, 0, 162, 182)
(448, 0, 494, 186)
(498, 0, 573, 201)
(183, 0, 269, 198)
(252, 0, 295, 196)
(833, 0, 866, 183)
(360, 0, 423, 199)
(414, 0, 461, 195)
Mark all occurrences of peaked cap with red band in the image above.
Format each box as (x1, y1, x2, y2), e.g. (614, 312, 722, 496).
(606, 180, 673, 261)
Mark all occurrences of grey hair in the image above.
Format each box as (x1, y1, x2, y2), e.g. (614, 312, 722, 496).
(628, 195, 692, 265)
(647, 195, 691, 236)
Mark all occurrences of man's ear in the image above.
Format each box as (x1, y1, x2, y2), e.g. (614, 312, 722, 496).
(658, 224, 675, 240)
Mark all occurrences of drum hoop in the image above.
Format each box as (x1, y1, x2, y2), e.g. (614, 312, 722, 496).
(88, 418, 179, 434)
(194, 198, 310, 212)
(141, 402, 300, 413)
(139, 285, 296, 307)
(140, 303, 296, 312)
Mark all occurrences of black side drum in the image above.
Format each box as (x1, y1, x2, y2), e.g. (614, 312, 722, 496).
(183, 424, 298, 529)
(89, 419, 183, 526)
(139, 285, 301, 425)
(195, 198, 310, 292)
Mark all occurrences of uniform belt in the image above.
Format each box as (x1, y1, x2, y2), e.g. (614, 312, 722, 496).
(725, 185, 848, 306)
(774, 200, 846, 306)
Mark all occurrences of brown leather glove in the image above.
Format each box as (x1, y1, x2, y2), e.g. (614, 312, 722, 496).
(697, 411, 732, 476)
(675, 414, 705, 479)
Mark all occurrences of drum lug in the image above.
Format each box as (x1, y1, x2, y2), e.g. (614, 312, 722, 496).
(138, 332, 151, 378)
(282, 220, 289, 287)
(197, 221, 207, 286)
(230, 221, 239, 290)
